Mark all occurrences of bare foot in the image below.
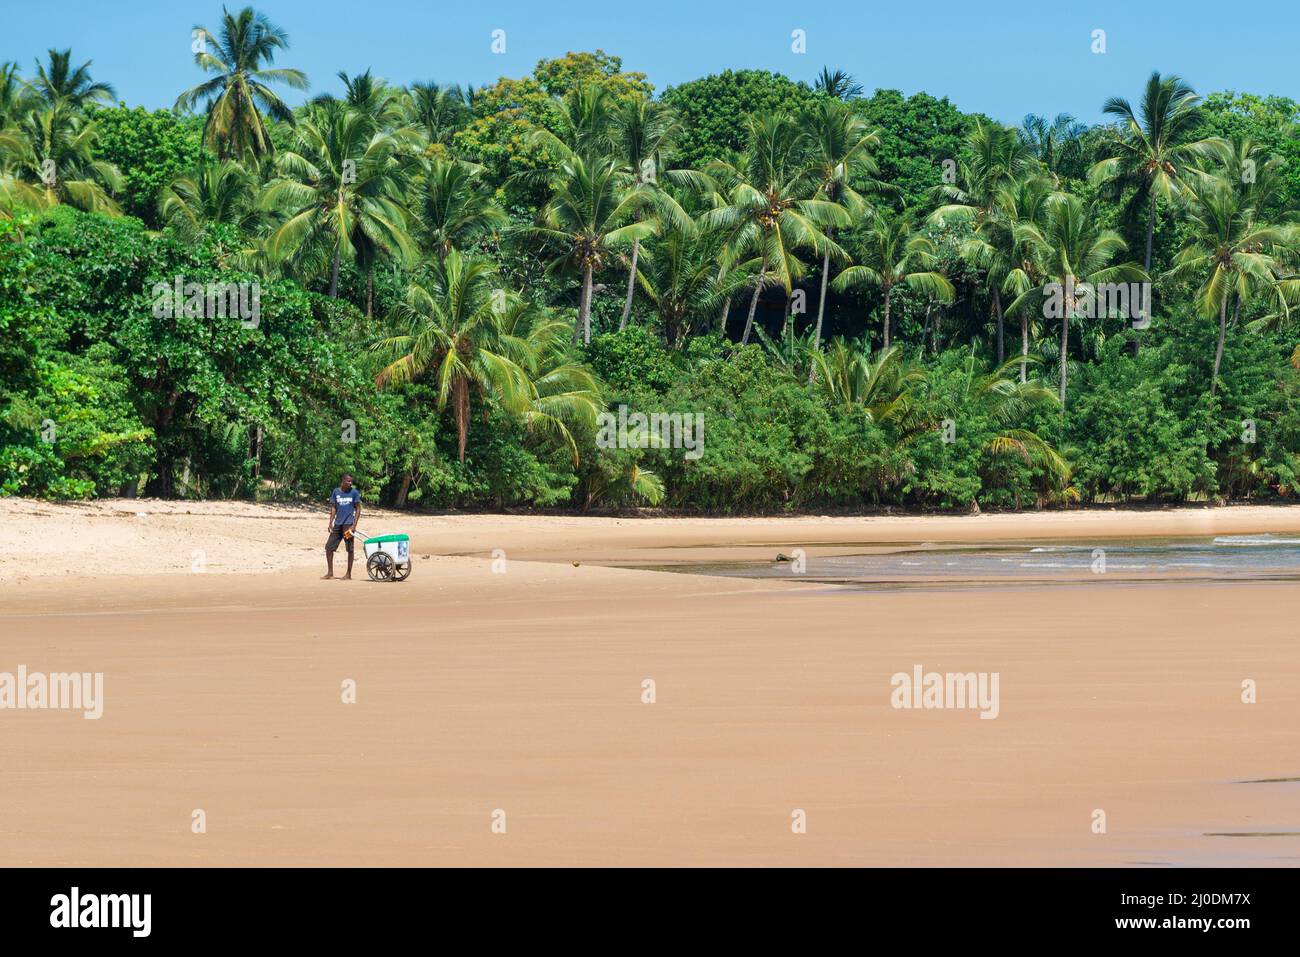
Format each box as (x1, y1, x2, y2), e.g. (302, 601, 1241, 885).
(341, 574, 352, 580)
(320, 573, 333, 580)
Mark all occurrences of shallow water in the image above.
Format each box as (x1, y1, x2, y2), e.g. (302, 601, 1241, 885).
(641, 533, 1300, 592)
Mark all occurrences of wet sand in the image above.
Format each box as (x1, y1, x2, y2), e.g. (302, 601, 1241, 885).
(1, 500, 1298, 866)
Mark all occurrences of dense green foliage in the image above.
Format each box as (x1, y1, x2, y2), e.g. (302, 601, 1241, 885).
(2, 10, 1297, 511)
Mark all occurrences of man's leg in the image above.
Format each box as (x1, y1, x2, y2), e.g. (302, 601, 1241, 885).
(342, 536, 354, 580)
(323, 528, 339, 579)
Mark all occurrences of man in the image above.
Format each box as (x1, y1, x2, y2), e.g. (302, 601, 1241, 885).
(323, 473, 362, 580)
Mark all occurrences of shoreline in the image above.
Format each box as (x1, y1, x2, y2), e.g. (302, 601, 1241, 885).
(5, 497, 1300, 583)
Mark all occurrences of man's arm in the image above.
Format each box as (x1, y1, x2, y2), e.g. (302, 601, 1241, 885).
(328, 500, 337, 528)
(350, 496, 360, 530)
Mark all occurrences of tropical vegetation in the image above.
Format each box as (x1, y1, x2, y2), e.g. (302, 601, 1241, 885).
(3, 10, 1298, 511)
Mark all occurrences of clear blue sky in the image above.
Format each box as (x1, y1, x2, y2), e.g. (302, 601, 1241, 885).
(6, 1, 1297, 124)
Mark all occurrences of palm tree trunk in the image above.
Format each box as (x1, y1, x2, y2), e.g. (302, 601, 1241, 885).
(809, 247, 831, 381)
(453, 377, 469, 462)
(1137, 193, 1156, 359)
(366, 269, 374, 319)
(574, 263, 594, 345)
(1143, 192, 1156, 273)
(1059, 285, 1072, 406)
(882, 286, 893, 350)
(811, 252, 832, 382)
(329, 249, 340, 298)
(1211, 294, 1229, 395)
(921, 303, 933, 355)
(994, 286, 1004, 364)
(1020, 314, 1029, 384)
(581, 263, 594, 344)
(718, 295, 733, 334)
(619, 239, 640, 330)
(741, 272, 764, 345)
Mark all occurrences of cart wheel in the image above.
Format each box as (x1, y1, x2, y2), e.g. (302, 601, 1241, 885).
(393, 563, 411, 582)
(367, 551, 396, 582)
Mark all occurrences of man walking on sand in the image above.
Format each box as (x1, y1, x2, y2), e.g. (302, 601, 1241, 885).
(323, 473, 362, 580)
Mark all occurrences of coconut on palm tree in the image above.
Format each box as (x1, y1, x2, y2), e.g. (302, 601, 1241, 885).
(174, 6, 308, 161)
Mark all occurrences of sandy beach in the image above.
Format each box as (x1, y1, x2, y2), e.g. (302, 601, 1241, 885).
(1, 499, 1298, 866)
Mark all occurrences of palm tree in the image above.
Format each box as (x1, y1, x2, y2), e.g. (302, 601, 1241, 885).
(1019, 113, 1087, 181)
(405, 82, 470, 148)
(0, 64, 37, 216)
(0, 62, 34, 128)
(1008, 193, 1147, 405)
(527, 150, 655, 344)
(947, 352, 1071, 506)
(611, 96, 684, 329)
(1166, 144, 1292, 392)
(31, 49, 115, 110)
(529, 83, 618, 162)
(804, 98, 883, 370)
(971, 173, 1055, 381)
(810, 340, 932, 436)
(519, 84, 658, 344)
(260, 105, 413, 306)
(410, 157, 507, 260)
(634, 216, 753, 346)
(833, 210, 955, 349)
(701, 112, 848, 344)
(159, 156, 263, 239)
(1089, 71, 1227, 273)
(814, 68, 864, 100)
(373, 249, 599, 463)
(313, 69, 403, 131)
(175, 6, 308, 161)
(931, 121, 1036, 361)
(496, 293, 603, 465)
(3, 106, 122, 213)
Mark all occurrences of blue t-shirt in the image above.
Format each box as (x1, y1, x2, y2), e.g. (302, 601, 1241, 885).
(331, 487, 361, 527)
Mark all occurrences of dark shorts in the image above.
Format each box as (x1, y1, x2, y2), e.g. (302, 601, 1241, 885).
(326, 525, 355, 554)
